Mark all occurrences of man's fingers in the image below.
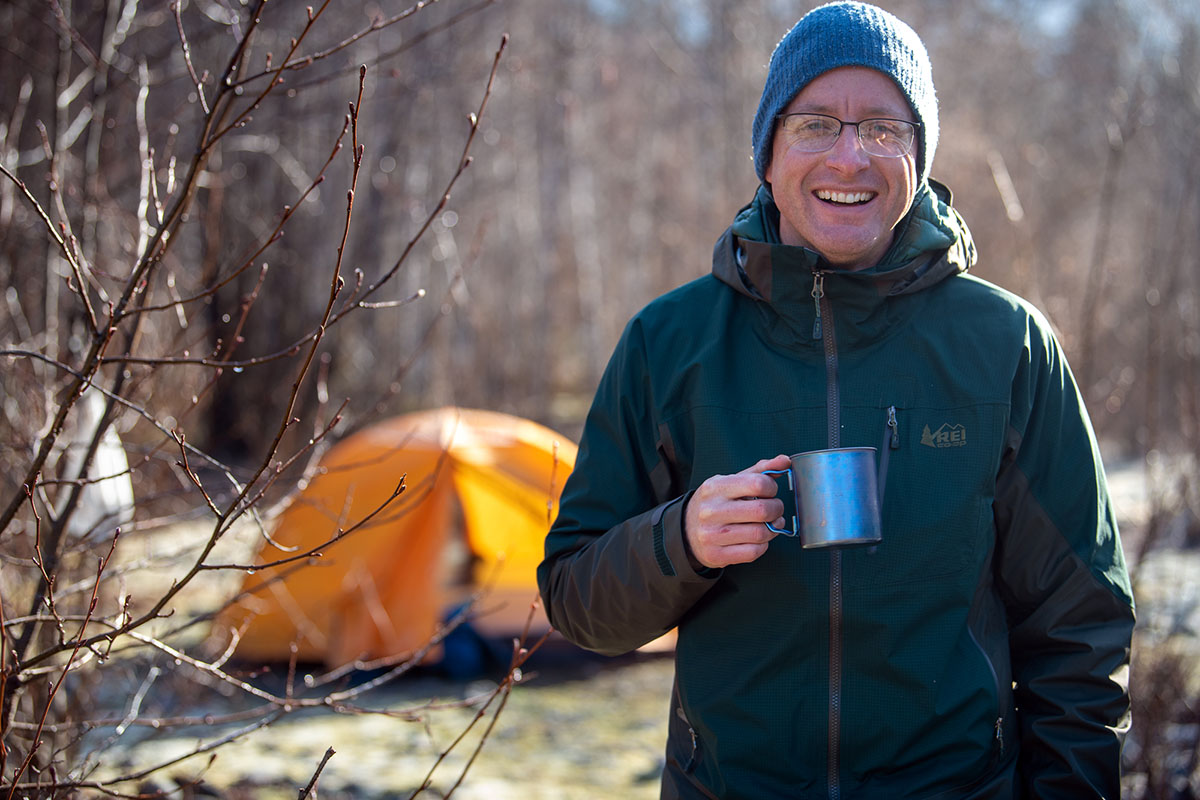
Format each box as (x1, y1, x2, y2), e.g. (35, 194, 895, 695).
(704, 520, 777, 546)
(693, 496, 784, 529)
(719, 470, 785, 502)
(689, 522, 779, 568)
(738, 454, 791, 475)
(695, 455, 790, 506)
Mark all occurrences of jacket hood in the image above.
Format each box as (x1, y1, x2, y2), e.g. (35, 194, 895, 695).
(713, 178, 976, 303)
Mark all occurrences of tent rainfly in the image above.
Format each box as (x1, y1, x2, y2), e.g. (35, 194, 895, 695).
(215, 407, 576, 666)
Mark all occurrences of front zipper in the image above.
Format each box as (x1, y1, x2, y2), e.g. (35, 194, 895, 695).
(815, 270, 842, 800)
(818, 274, 840, 449)
(828, 548, 843, 800)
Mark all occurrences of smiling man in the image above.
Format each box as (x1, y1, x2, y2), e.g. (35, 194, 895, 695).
(539, 3, 1135, 798)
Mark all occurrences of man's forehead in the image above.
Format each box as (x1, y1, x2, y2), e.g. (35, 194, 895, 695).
(785, 98, 911, 118)
(781, 67, 914, 118)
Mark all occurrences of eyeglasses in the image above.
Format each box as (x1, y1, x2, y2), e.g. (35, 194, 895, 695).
(775, 112, 920, 158)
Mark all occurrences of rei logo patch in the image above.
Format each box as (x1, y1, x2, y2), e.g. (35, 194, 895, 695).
(921, 423, 967, 449)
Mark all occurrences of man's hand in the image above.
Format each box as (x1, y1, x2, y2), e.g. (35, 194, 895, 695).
(684, 454, 790, 569)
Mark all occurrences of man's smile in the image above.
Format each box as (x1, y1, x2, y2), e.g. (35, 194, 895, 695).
(815, 189, 876, 205)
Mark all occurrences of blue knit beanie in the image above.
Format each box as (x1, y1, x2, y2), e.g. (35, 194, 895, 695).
(751, 2, 938, 186)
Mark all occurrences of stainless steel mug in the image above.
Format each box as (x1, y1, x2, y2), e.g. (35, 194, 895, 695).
(763, 447, 883, 548)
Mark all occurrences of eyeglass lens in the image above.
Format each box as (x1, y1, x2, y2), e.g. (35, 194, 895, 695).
(778, 114, 916, 158)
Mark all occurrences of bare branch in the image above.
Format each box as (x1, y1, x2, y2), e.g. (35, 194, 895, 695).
(203, 475, 405, 574)
(350, 34, 509, 310)
(0, 348, 251, 517)
(408, 611, 550, 799)
(0, 576, 10, 781)
(234, 0, 460, 88)
(127, 134, 334, 316)
(7, 533, 117, 797)
(214, 66, 367, 532)
(284, 0, 498, 94)
(298, 747, 336, 799)
(172, 0, 211, 115)
(208, 0, 334, 145)
(0, 161, 96, 331)
(174, 430, 221, 517)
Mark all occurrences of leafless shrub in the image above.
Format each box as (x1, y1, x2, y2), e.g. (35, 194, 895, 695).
(0, 0, 531, 796)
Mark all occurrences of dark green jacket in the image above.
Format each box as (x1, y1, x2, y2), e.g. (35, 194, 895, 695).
(538, 182, 1135, 799)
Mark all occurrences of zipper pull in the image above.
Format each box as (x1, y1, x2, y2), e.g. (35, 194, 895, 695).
(811, 271, 825, 340)
(995, 717, 1004, 755)
(887, 406, 900, 449)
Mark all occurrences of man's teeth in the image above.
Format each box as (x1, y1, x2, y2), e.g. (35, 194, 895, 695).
(816, 190, 873, 204)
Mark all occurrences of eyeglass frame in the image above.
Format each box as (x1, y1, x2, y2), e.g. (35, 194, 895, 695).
(773, 112, 921, 159)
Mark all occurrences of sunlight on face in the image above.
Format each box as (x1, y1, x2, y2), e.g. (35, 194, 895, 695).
(765, 67, 919, 270)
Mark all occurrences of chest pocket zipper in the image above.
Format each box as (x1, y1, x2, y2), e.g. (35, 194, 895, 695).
(877, 405, 900, 509)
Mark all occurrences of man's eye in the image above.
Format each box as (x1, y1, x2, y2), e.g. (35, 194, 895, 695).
(864, 120, 905, 138)
(794, 118, 836, 135)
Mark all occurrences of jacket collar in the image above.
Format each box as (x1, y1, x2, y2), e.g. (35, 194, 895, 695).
(711, 179, 976, 348)
(714, 179, 974, 300)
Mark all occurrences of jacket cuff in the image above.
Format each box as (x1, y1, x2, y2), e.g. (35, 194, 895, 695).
(653, 491, 722, 581)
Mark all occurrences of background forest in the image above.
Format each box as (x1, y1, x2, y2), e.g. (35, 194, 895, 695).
(2, 0, 1199, 797)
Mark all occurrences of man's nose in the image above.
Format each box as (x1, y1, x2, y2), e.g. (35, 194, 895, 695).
(825, 124, 871, 171)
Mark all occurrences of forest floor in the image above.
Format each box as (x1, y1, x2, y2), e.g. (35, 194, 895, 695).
(94, 646, 675, 799)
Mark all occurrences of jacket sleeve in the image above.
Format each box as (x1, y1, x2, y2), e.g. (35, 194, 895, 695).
(993, 311, 1135, 799)
(537, 318, 719, 656)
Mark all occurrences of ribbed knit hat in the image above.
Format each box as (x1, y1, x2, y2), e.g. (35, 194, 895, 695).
(751, 2, 938, 186)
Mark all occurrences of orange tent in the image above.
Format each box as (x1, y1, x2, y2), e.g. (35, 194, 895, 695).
(215, 407, 576, 665)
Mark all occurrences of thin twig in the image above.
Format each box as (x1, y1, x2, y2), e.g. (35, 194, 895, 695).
(174, 430, 221, 517)
(6, 534, 118, 800)
(28, 483, 69, 644)
(0, 573, 9, 780)
(352, 34, 508, 309)
(298, 747, 336, 799)
(233, 0, 454, 87)
(409, 612, 550, 799)
(0, 161, 94, 331)
(0, 348, 251, 519)
(33, 121, 100, 331)
(17, 465, 401, 674)
(124, 90, 346, 317)
(172, 0, 210, 114)
(209, 66, 367, 541)
(208, 0, 334, 144)
(203, 476, 405, 573)
(99, 712, 283, 786)
(284, 0, 497, 94)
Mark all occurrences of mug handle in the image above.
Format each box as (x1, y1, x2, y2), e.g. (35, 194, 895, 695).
(761, 468, 799, 537)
